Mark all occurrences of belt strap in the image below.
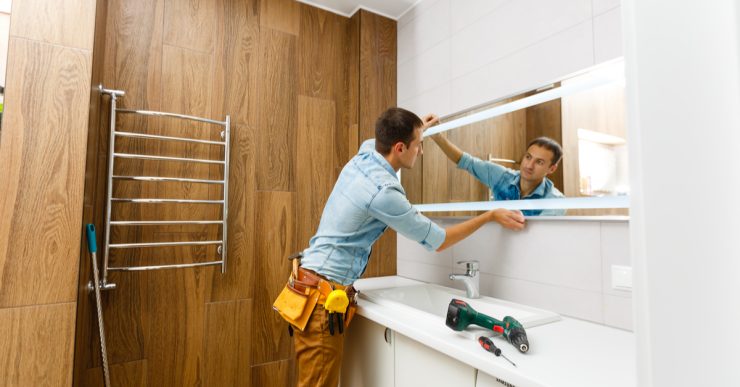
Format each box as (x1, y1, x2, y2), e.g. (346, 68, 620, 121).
(294, 267, 357, 302)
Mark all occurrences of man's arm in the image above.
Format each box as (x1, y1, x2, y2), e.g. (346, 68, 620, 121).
(431, 133, 464, 164)
(368, 187, 525, 253)
(436, 209, 524, 251)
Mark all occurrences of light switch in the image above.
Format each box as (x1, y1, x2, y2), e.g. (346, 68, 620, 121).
(611, 265, 632, 291)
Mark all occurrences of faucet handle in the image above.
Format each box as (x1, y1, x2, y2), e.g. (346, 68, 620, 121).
(456, 260, 479, 272)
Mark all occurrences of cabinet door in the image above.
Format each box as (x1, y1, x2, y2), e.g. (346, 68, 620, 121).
(476, 371, 515, 387)
(340, 315, 394, 387)
(394, 333, 477, 387)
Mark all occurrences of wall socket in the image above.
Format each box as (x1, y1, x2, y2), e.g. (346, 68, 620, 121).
(611, 265, 632, 291)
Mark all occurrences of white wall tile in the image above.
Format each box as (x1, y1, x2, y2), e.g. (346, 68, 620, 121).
(603, 294, 632, 330)
(450, 20, 594, 113)
(397, 259, 454, 285)
(397, 233, 453, 267)
(397, 39, 451, 102)
(594, 6, 623, 63)
(601, 221, 631, 296)
(479, 273, 605, 323)
(450, 0, 592, 79)
(592, 0, 621, 16)
(398, 81, 452, 117)
(398, 0, 450, 65)
(450, 0, 510, 34)
(452, 220, 603, 292)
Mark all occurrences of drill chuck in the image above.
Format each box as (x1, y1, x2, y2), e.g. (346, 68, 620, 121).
(509, 329, 529, 353)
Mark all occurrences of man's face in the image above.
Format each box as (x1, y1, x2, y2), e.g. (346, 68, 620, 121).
(398, 126, 424, 169)
(520, 145, 557, 182)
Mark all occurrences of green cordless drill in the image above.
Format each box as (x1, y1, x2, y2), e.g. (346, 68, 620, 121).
(446, 299, 530, 353)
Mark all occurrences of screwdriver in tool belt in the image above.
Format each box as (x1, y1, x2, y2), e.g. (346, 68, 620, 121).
(478, 336, 517, 367)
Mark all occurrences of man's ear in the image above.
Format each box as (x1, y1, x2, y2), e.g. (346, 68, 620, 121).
(547, 163, 559, 174)
(393, 141, 405, 154)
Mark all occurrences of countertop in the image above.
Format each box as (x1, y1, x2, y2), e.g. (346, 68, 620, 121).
(353, 276, 636, 387)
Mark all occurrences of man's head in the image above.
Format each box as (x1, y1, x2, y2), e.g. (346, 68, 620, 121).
(519, 137, 563, 183)
(375, 107, 424, 169)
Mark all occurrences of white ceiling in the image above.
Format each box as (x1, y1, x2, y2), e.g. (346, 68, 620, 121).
(297, 0, 420, 20)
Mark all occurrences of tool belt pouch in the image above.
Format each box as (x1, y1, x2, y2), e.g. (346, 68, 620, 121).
(272, 277, 319, 332)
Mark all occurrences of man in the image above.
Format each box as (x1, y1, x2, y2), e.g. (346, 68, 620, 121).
(432, 133, 566, 216)
(290, 107, 525, 386)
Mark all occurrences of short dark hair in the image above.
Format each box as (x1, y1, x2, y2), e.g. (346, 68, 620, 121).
(375, 107, 423, 155)
(527, 137, 563, 165)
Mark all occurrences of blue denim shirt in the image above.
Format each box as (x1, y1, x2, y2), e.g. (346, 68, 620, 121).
(457, 152, 566, 216)
(301, 139, 446, 285)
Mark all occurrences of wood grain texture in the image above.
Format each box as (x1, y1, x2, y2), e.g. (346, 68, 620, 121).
(257, 28, 297, 192)
(0, 303, 76, 386)
(526, 99, 564, 191)
(82, 360, 147, 387)
(163, 0, 218, 53)
(260, 0, 300, 36)
(252, 191, 294, 365)
(104, 0, 164, 110)
(10, 0, 96, 50)
(204, 299, 252, 386)
(357, 10, 398, 278)
(211, 0, 260, 127)
(345, 12, 361, 168)
(72, 1, 113, 382)
(296, 96, 335, 249)
(208, 0, 259, 301)
(144, 267, 214, 386)
(299, 5, 352, 175)
(358, 10, 397, 143)
(252, 359, 296, 387)
(298, 5, 346, 100)
(0, 38, 92, 308)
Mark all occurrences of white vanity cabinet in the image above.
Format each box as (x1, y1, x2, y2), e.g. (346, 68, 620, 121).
(477, 371, 515, 387)
(394, 333, 477, 386)
(342, 315, 478, 387)
(341, 315, 394, 387)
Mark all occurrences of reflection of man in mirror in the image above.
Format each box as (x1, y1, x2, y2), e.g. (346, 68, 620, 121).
(432, 134, 565, 216)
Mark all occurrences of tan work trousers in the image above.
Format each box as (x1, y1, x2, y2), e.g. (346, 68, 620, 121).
(294, 305, 345, 387)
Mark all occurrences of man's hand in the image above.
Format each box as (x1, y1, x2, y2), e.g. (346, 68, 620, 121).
(489, 209, 525, 230)
(420, 113, 439, 131)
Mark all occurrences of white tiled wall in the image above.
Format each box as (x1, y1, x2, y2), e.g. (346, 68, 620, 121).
(396, 218, 633, 330)
(397, 0, 623, 117)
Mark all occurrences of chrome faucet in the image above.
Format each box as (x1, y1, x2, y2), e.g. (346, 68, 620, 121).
(449, 260, 480, 299)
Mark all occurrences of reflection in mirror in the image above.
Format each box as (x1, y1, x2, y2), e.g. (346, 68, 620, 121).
(0, 0, 10, 132)
(403, 60, 627, 216)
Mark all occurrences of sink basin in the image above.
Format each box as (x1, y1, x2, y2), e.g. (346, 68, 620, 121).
(360, 283, 560, 337)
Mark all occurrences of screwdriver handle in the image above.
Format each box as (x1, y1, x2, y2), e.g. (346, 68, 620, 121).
(478, 336, 502, 356)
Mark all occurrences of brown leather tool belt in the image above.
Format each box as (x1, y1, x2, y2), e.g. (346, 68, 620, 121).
(292, 266, 358, 303)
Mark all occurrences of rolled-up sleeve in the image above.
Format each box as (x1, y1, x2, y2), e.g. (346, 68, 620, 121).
(368, 186, 445, 251)
(457, 152, 507, 189)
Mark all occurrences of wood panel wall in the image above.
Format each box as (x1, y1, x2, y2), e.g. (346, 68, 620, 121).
(72, 1, 398, 386)
(0, 0, 98, 385)
(356, 10, 397, 278)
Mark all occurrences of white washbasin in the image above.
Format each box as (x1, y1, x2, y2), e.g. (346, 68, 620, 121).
(360, 283, 560, 337)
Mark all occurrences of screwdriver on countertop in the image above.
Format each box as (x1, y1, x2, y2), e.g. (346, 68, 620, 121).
(478, 336, 517, 367)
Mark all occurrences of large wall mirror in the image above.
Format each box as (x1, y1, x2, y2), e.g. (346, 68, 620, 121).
(0, 0, 11, 131)
(403, 59, 628, 217)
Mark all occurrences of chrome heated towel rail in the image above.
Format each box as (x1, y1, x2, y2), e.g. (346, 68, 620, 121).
(98, 85, 230, 290)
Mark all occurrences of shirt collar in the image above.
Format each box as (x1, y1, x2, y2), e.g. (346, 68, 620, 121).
(370, 149, 399, 180)
(512, 172, 550, 198)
